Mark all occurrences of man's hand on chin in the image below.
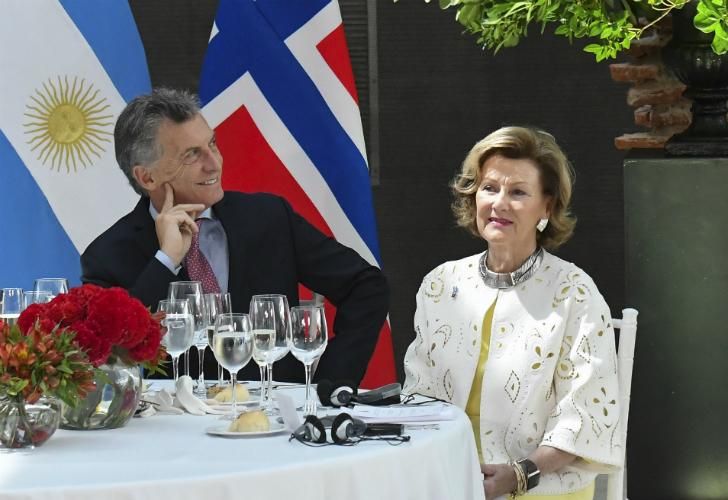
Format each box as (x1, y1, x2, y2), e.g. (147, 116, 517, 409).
(155, 183, 205, 266)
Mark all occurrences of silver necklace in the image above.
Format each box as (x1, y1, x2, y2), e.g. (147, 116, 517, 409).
(479, 247, 544, 289)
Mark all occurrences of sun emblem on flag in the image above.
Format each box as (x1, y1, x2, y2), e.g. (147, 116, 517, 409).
(23, 76, 113, 173)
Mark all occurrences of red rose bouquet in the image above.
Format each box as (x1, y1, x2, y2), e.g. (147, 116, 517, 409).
(18, 284, 166, 372)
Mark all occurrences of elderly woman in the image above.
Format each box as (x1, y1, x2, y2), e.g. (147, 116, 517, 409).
(403, 126, 622, 499)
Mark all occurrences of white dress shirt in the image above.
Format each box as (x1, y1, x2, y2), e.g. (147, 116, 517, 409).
(148, 202, 229, 293)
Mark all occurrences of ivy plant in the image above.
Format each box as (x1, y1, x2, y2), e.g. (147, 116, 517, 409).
(694, 0, 728, 54)
(402, 0, 727, 61)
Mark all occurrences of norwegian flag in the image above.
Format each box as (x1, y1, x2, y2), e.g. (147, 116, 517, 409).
(199, 0, 395, 387)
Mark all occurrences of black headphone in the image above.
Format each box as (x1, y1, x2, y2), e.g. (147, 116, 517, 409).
(316, 380, 358, 407)
(289, 413, 410, 446)
(316, 380, 402, 407)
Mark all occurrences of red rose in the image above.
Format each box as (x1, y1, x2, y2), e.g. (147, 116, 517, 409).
(46, 294, 85, 325)
(121, 300, 155, 349)
(85, 290, 127, 345)
(18, 304, 45, 332)
(72, 321, 112, 367)
(23, 284, 165, 369)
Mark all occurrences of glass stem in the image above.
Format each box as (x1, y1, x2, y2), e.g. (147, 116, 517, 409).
(172, 355, 180, 382)
(258, 364, 269, 410)
(266, 363, 274, 404)
(230, 373, 238, 419)
(197, 346, 205, 390)
(303, 362, 314, 416)
(184, 349, 190, 378)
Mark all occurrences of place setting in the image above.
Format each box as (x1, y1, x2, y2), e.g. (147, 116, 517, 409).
(203, 295, 329, 439)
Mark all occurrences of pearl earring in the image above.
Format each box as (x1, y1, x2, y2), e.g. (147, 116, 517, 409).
(536, 218, 549, 232)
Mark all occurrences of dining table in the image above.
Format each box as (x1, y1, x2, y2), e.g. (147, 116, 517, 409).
(0, 382, 485, 500)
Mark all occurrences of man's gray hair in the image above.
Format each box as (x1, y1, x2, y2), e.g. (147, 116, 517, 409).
(114, 88, 201, 195)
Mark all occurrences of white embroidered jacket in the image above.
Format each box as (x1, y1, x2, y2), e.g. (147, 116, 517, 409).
(403, 251, 623, 495)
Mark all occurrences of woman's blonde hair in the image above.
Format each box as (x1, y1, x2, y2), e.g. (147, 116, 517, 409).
(451, 126, 576, 250)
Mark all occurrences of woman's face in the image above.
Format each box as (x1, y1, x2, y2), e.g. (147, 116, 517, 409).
(475, 154, 552, 251)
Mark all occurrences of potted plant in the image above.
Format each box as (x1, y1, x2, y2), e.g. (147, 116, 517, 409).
(419, 0, 726, 60)
(408, 0, 728, 154)
(18, 284, 167, 430)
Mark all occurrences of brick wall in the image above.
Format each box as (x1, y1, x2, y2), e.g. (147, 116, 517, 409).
(611, 26, 691, 150)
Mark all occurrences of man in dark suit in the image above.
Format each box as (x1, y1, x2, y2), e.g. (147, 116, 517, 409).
(81, 88, 389, 384)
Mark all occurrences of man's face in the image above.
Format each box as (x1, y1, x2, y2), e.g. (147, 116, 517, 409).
(148, 114, 224, 208)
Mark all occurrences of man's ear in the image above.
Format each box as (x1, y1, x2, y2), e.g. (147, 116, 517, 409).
(132, 165, 157, 192)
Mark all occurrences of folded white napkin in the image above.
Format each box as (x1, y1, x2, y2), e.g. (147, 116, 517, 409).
(175, 376, 221, 415)
(139, 387, 183, 417)
(139, 376, 225, 417)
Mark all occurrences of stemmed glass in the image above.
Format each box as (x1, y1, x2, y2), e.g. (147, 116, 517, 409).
(157, 299, 195, 382)
(212, 313, 253, 420)
(33, 278, 68, 298)
(290, 305, 328, 416)
(168, 281, 207, 396)
(249, 294, 291, 413)
(204, 292, 232, 387)
(0, 288, 25, 327)
(251, 324, 275, 412)
(24, 291, 52, 307)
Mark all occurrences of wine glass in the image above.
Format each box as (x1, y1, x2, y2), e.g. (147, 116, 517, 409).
(0, 288, 24, 327)
(290, 305, 328, 416)
(249, 294, 291, 413)
(23, 291, 53, 307)
(33, 278, 68, 298)
(212, 313, 253, 419)
(203, 292, 232, 387)
(251, 324, 274, 412)
(157, 299, 195, 382)
(168, 281, 207, 396)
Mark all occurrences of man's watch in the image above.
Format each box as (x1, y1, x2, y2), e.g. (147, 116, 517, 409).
(516, 458, 541, 490)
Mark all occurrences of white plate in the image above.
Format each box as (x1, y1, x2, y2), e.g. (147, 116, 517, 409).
(205, 395, 261, 407)
(205, 421, 287, 438)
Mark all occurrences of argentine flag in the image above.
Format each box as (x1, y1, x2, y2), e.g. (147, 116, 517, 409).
(0, 1, 150, 288)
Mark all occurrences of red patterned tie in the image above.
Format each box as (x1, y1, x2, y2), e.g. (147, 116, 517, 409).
(184, 219, 221, 293)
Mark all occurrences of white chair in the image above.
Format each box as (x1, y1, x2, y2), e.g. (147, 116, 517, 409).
(605, 308, 639, 500)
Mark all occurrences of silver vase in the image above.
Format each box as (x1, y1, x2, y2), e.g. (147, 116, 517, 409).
(61, 360, 142, 430)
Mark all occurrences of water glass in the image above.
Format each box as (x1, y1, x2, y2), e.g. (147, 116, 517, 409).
(290, 305, 328, 415)
(157, 299, 195, 382)
(168, 281, 207, 395)
(0, 288, 24, 327)
(33, 278, 68, 298)
(24, 291, 53, 307)
(249, 294, 291, 413)
(204, 292, 232, 387)
(251, 327, 274, 411)
(212, 313, 253, 419)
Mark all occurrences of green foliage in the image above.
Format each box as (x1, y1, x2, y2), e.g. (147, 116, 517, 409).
(0, 322, 96, 408)
(695, 0, 728, 54)
(415, 0, 726, 60)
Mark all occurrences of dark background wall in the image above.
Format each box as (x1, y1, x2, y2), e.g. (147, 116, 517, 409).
(128, 0, 633, 382)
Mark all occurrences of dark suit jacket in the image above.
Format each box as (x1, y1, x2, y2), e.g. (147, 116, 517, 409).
(81, 191, 389, 384)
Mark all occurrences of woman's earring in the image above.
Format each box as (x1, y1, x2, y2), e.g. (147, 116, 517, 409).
(536, 218, 549, 232)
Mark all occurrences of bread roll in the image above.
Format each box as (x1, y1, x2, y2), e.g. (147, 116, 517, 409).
(228, 410, 270, 432)
(213, 384, 250, 403)
(207, 385, 225, 398)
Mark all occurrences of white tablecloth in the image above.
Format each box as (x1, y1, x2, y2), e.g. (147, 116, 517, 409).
(0, 385, 484, 500)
